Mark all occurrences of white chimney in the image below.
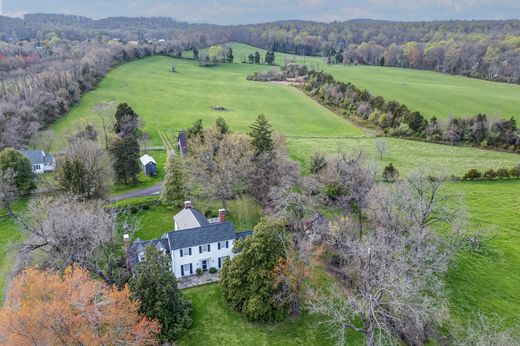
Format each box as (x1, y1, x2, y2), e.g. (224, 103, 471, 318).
(219, 209, 226, 223)
(184, 201, 192, 209)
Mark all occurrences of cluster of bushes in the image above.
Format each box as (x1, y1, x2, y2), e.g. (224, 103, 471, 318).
(462, 166, 520, 180)
(303, 70, 520, 152)
(246, 69, 284, 82)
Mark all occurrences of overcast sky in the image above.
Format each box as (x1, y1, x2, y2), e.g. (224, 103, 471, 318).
(2, 0, 520, 24)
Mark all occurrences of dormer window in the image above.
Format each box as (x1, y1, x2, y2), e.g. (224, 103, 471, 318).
(138, 252, 145, 262)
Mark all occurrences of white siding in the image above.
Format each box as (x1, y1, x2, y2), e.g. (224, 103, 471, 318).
(171, 239, 234, 278)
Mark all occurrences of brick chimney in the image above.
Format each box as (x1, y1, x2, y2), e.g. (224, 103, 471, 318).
(184, 201, 192, 209)
(123, 234, 131, 274)
(219, 209, 226, 223)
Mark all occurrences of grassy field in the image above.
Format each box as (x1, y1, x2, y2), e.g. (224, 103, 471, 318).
(445, 180, 520, 323)
(288, 137, 520, 176)
(198, 43, 520, 121)
(49, 56, 366, 150)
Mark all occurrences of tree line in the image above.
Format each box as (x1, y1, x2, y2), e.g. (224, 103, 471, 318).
(302, 69, 519, 152)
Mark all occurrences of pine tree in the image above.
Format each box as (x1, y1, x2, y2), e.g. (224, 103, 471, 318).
(109, 135, 140, 184)
(249, 114, 274, 156)
(0, 148, 35, 194)
(129, 246, 192, 342)
(254, 51, 261, 64)
(160, 155, 188, 207)
(225, 48, 234, 63)
(215, 117, 230, 135)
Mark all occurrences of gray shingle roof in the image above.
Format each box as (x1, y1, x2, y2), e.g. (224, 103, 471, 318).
(174, 208, 209, 230)
(167, 221, 235, 250)
(21, 150, 44, 165)
(128, 238, 170, 267)
(235, 230, 253, 239)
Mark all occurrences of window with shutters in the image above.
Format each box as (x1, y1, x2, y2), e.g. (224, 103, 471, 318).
(199, 244, 210, 253)
(181, 263, 191, 276)
(218, 241, 229, 250)
(180, 247, 191, 257)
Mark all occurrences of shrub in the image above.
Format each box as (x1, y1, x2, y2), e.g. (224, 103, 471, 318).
(310, 152, 327, 174)
(209, 267, 217, 274)
(196, 268, 203, 276)
(382, 163, 399, 182)
(463, 169, 482, 180)
(483, 168, 497, 179)
(496, 167, 510, 179)
(510, 165, 520, 178)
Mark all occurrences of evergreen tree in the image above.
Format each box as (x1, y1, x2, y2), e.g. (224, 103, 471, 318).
(130, 246, 192, 342)
(254, 51, 261, 64)
(187, 119, 203, 139)
(108, 135, 140, 184)
(114, 103, 139, 136)
(215, 117, 230, 135)
(249, 114, 274, 156)
(160, 155, 188, 207)
(248, 54, 254, 64)
(225, 48, 234, 63)
(382, 163, 399, 182)
(265, 51, 275, 64)
(192, 47, 199, 60)
(55, 157, 89, 195)
(220, 219, 289, 322)
(0, 148, 35, 194)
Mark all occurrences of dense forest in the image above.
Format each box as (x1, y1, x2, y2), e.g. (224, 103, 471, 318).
(2, 15, 520, 83)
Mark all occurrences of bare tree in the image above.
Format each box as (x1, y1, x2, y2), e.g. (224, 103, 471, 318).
(309, 173, 460, 346)
(56, 135, 113, 199)
(187, 128, 253, 209)
(18, 196, 135, 286)
(453, 313, 520, 346)
(322, 152, 376, 238)
(375, 140, 388, 160)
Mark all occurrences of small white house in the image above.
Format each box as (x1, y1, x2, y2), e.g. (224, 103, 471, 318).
(126, 201, 252, 278)
(21, 150, 55, 174)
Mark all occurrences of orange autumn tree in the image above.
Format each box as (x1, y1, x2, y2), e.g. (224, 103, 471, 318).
(0, 267, 160, 345)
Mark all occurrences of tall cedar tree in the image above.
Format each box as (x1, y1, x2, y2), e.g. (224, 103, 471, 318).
(114, 103, 140, 136)
(55, 157, 89, 195)
(130, 246, 192, 342)
(249, 114, 274, 156)
(0, 148, 35, 194)
(254, 51, 261, 64)
(220, 219, 289, 322)
(160, 154, 188, 207)
(0, 267, 160, 345)
(109, 135, 140, 184)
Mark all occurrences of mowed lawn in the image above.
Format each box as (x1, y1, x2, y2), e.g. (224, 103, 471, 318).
(49, 56, 366, 150)
(204, 43, 520, 121)
(179, 283, 353, 346)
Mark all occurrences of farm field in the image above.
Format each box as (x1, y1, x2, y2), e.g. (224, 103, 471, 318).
(201, 43, 520, 121)
(28, 53, 520, 337)
(49, 56, 366, 151)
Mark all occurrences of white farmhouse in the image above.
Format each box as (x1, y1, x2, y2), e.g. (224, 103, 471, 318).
(21, 150, 56, 174)
(126, 201, 252, 278)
